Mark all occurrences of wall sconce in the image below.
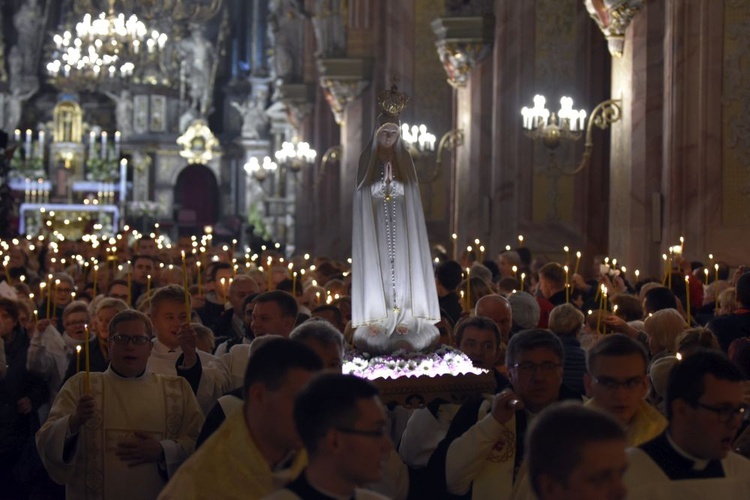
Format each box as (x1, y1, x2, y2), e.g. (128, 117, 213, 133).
(243, 156, 277, 182)
(317, 145, 342, 185)
(399, 123, 463, 184)
(521, 95, 621, 175)
(274, 139, 317, 174)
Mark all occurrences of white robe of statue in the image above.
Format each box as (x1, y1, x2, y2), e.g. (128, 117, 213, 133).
(351, 121, 440, 354)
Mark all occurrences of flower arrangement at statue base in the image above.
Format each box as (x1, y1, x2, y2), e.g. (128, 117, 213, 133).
(343, 345, 496, 408)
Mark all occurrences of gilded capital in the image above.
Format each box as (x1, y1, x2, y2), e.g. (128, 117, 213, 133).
(584, 0, 645, 57)
(431, 16, 494, 89)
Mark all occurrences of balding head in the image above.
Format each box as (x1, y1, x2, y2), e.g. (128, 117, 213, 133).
(475, 294, 513, 343)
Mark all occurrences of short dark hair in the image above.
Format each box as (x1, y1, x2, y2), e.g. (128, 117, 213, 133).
(644, 287, 677, 313)
(109, 309, 153, 338)
(736, 272, 750, 308)
(209, 262, 232, 282)
(131, 254, 155, 266)
(611, 294, 643, 322)
(243, 337, 323, 396)
(435, 260, 462, 291)
(539, 263, 566, 288)
(666, 350, 745, 420)
(454, 316, 501, 349)
(506, 329, 564, 367)
(0, 297, 19, 322)
(254, 290, 298, 319)
(294, 373, 379, 456)
(586, 333, 648, 374)
(107, 279, 129, 294)
(528, 402, 625, 496)
(241, 293, 259, 311)
(311, 305, 343, 327)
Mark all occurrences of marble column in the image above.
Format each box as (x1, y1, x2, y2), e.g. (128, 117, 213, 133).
(608, 1, 666, 279)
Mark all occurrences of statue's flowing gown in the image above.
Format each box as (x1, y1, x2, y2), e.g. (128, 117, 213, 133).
(351, 137, 440, 354)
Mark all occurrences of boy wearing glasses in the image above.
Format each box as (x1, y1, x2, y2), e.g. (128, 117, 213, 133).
(624, 350, 750, 497)
(428, 329, 579, 499)
(584, 334, 666, 446)
(37, 310, 204, 500)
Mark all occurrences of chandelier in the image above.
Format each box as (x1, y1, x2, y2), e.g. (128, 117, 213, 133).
(46, 2, 167, 91)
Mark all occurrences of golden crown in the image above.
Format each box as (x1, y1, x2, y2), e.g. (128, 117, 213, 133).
(377, 83, 409, 118)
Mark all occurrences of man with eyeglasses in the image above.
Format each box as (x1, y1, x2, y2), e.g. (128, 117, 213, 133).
(264, 374, 390, 499)
(584, 334, 666, 446)
(159, 338, 323, 499)
(37, 310, 204, 500)
(624, 350, 750, 497)
(427, 329, 579, 499)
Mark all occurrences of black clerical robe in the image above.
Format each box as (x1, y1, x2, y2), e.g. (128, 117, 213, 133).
(624, 431, 750, 499)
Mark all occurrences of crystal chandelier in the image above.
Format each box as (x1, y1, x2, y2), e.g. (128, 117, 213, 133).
(46, 2, 167, 91)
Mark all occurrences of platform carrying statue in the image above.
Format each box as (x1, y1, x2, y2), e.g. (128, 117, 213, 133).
(351, 84, 440, 354)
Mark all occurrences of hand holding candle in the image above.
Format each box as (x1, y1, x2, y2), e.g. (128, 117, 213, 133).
(84, 324, 91, 394)
(181, 251, 191, 324)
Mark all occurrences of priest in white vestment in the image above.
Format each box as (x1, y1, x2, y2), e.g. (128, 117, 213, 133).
(623, 351, 750, 499)
(146, 285, 230, 414)
(36, 310, 204, 500)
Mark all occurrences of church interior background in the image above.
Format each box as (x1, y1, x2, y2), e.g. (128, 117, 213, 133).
(0, 0, 747, 277)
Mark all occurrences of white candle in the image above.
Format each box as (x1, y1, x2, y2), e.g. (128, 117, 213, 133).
(89, 130, 96, 157)
(114, 131, 121, 158)
(38, 130, 45, 151)
(119, 159, 127, 202)
(101, 132, 108, 159)
(25, 129, 32, 158)
(14, 129, 20, 143)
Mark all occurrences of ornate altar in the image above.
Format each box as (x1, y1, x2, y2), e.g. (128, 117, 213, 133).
(9, 95, 127, 236)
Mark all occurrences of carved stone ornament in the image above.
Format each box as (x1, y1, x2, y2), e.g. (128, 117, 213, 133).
(176, 118, 219, 164)
(275, 82, 315, 130)
(317, 58, 373, 124)
(431, 16, 494, 89)
(584, 0, 645, 57)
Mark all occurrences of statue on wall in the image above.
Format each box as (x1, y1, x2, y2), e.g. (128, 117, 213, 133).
(267, 0, 305, 82)
(351, 84, 441, 354)
(4, 84, 39, 133)
(104, 90, 134, 138)
(178, 24, 216, 115)
(311, 0, 346, 58)
(13, 0, 43, 78)
(231, 91, 269, 140)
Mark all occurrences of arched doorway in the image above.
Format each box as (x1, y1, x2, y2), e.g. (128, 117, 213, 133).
(174, 164, 219, 234)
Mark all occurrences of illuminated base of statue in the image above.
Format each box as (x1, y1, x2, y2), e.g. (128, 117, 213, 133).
(343, 346, 496, 409)
(353, 317, 440, 355)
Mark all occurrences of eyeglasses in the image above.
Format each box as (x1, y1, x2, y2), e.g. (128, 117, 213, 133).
(335, 426, 388, 439)
(694, 402, 747, 424)
(512, 362, 562, 375)
(110, 335, 151, 346)
(592, 376, 645, 391)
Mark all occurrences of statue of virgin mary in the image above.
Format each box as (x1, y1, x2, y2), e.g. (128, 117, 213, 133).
(351, 85, 441, 354)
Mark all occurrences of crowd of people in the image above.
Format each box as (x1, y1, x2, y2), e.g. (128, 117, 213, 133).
(0, 230, 748, 499)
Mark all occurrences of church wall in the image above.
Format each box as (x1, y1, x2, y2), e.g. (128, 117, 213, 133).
(718, 0, 750, 262)
(488, 0, 609, 269)
(610, 0, 748, 277)
(609, 1, 666, 279)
